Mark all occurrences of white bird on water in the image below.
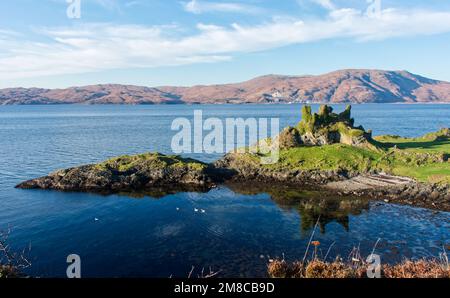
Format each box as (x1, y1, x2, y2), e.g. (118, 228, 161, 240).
(194, 208, 199, 212)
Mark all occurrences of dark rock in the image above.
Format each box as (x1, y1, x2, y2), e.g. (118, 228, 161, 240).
(16, 153, 216, 192)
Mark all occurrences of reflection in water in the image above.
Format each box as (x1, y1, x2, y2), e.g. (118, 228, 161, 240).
(90, 181, 370, 236)
(102, 182, 370, 235)
(226, 182, 369, 234)
(61, 184, 212, 199)
(6, 184, 449, 277)
(115, 185, 212, 199)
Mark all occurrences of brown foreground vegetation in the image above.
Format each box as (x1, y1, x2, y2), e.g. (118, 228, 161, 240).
(268, 258, 449, 278)
(0, 265, 20, 278)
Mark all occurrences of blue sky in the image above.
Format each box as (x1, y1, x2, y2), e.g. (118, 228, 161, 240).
(1, 0, 450, 88)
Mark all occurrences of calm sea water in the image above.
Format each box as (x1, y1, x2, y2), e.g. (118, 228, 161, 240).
(0, 104, 449, 277)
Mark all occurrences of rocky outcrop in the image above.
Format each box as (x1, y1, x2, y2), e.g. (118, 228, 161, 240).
(2, 69, 450, 105)
(16, 153, 215, 192)
(214, 152, 353, 185)
(327, 176, 450, 211)
(274, 105, 375, 150)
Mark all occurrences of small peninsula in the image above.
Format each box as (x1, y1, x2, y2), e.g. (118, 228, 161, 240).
(16, 105, 450, 211)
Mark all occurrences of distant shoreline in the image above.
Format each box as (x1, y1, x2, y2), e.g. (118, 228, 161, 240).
(2, 101, 450, 106)
(1, 69, 450, 105)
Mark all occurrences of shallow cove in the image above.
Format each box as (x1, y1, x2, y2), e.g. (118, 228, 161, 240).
(10, 185, 450, 277)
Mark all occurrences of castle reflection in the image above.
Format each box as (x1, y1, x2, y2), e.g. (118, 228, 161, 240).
(226, 182, 370, 234)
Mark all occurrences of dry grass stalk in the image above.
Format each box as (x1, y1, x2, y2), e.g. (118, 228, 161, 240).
(0, 228, 31, 278)
(268, 258, 449, 278)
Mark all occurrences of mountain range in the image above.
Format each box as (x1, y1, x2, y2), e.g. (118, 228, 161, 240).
(1, 69, 450, 105)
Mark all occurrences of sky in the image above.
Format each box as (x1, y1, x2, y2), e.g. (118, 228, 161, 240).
(1, 0, 450, 88)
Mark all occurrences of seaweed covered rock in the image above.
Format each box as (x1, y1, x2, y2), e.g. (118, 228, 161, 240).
(16, 153, 215, 192)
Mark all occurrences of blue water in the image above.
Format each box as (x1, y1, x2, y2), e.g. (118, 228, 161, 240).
(0, 104, 449, 277)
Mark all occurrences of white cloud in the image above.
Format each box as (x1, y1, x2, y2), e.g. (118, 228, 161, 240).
(2, 8, 450, 79)
(93, 0, 121, 11)
(182, 0, 262, 14)
(313, 0, 336, 10)
(296, 0, 336, 10)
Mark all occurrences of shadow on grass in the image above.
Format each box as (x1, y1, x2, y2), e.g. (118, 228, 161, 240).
(375, 139, 450, 151)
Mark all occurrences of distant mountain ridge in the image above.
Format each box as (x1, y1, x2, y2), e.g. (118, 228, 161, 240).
(2, 69, 450, 105)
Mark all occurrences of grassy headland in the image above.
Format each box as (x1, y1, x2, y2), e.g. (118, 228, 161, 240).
(17, 104, 449, 209)
(226, 106, 449, 184)
(373, 128, 450, 183)
(272, 133, 450, 184)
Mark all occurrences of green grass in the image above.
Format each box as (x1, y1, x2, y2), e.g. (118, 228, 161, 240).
(374, 128, 450, 153)
(374, 137, 450, 153)
(248, 132, 450, 184)
(93, 152, 207, 172)
(390, 163, 450, 184)
(370, 130, 450, 183)
(269, 144, 381, 173)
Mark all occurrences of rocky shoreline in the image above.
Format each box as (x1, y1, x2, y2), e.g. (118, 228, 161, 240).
(330, 180, 450, 212)
(15, 153, 217, 192)
(16, 153, 450, 212)
(15, 105, 450, 212)
(217, 162, 450, 211)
